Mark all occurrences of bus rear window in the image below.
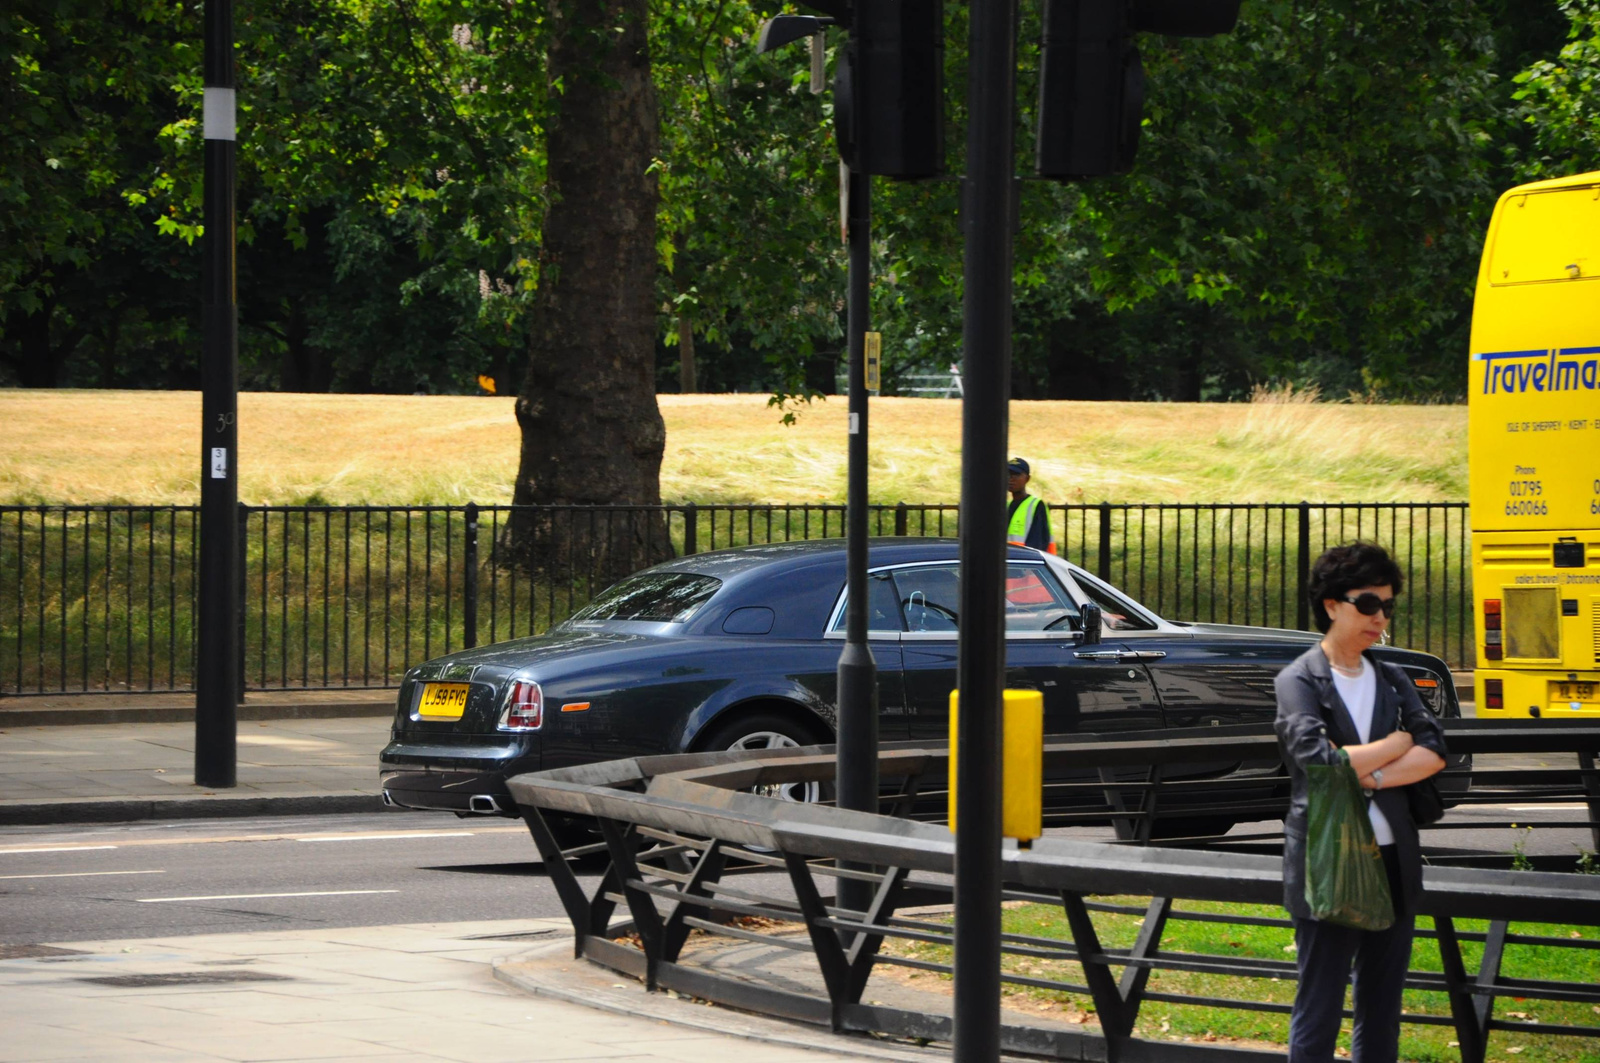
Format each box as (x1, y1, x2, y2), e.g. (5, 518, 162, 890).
(571, 573, 721, 623)
(1488, 186, 1600, 285)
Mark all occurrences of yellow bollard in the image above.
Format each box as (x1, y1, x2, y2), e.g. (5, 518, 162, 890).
(948, 688, 1044, 844)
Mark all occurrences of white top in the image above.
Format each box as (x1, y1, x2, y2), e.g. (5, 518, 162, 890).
(1330, 657, 1395, 846)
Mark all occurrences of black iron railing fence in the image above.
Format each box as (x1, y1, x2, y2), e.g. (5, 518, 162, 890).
(0, 501, 1470, 696)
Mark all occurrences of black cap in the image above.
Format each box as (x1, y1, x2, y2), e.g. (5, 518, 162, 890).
(1007, 457, 1029, 476)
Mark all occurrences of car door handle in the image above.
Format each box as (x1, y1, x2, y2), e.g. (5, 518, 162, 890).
(1073, 649, 1168, 661)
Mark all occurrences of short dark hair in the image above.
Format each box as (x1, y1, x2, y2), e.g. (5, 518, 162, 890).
(1307, 541, 1403, 633)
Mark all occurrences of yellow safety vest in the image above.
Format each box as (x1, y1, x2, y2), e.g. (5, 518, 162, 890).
(1008, 494, 1052, 552)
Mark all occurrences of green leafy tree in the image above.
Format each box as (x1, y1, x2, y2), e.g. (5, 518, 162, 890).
(1, 0, 197, 386)
(989, 0, 1503, 400)
(651, 0, 846, 402)
(133, 0, 549, 394)
(1513, 0, 1600, 177)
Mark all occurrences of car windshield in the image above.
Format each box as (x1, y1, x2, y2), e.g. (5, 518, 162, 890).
(569, 572, 722, 624)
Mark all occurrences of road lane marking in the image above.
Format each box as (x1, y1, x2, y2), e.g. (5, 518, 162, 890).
(0, 846, 118, 854)
(1503, 805, 1589, 812)
(138, 889, 400, 903)
(0, 826, 524, 851)
(0, 869, 165, 880)
(295, 832, 474, 842)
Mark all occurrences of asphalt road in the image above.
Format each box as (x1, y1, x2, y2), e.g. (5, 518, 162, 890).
(5, 795, 1594, 949)
(0, 811, 599, 944)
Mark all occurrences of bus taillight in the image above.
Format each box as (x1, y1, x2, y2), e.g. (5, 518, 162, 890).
(1484, 598, 1502, 661)
(1484, 678, 1503, 709)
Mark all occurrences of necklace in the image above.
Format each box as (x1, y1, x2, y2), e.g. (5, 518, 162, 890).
(1321, 641, 1363, 677)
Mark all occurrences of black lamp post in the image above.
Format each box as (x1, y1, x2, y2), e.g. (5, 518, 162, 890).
(196, 0, 239, 788)
(756, 15, 879, 921)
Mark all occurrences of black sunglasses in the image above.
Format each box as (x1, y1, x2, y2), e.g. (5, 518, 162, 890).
(1341, 593, 1397, 618)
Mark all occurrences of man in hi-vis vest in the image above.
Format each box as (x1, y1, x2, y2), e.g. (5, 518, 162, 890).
(1006, 457, 1055, 554)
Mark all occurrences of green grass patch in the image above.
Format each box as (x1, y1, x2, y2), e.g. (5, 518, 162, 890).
(881, 899, 1600, 1062)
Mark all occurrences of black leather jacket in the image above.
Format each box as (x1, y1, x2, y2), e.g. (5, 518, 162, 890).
(1273, 645, 1449, 920)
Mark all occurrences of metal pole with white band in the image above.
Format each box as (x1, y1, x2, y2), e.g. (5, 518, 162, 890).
(195, 0, 239, 788)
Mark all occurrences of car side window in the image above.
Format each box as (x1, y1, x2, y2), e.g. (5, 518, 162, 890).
(891, 565, 962, 632)
(1003, 566, 1080, 632)
(885, 563, 1079, 634)
(828, 573, 904, 633)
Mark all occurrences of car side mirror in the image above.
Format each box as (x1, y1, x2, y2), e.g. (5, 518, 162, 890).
(1079, 602, 1102, 645)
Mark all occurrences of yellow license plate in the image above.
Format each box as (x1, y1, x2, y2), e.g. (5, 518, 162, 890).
(1551, 681, 1599, 709)
(417, 682, 471, 719)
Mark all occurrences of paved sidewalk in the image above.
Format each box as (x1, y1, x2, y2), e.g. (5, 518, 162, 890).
(0, 689, 394, 727)
(0, 716, 390, 826)
(1, 918, 870, 1063)
(496, 928, 1035, 1062)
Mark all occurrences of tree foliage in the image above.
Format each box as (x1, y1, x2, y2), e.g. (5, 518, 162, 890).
(1513, 0, 1600, 175)
(0, 0, 1589, 403)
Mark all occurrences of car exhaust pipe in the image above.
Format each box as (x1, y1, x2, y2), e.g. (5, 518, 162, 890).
(381, 789, 397, 808)
(468, 794, 504, 814)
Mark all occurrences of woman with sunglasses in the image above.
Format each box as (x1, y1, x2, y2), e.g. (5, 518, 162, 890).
(1274, 542, 1448, 1062)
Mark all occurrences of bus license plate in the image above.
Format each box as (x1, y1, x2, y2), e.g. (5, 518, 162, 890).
(417, 682, 470, 719)
(1552, 681, 1597, 709)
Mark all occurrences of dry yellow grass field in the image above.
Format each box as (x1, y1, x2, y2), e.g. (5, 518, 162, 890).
(0, 389, 1467, 505)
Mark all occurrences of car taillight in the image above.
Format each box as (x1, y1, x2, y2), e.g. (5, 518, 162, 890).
(499, 680, 543, 731)
(1484, 678, 1503, 710)
(1483, 598, 1502, 661)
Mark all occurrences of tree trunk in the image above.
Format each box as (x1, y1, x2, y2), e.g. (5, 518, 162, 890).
(2, 295, 65, 387)
(677, 312, 697, 393)
(96, 309, 123, 388)
(276, 300, 330, 392)
(510, 0, 670, 584)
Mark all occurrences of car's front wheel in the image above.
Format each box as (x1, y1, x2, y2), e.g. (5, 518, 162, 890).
(698, 711, 827, 804)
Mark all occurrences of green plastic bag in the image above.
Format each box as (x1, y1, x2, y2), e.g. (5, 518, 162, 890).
(1304, 749, 1394, 931)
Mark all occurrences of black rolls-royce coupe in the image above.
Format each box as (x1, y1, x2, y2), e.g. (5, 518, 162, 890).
(379, 538, 1463, 827)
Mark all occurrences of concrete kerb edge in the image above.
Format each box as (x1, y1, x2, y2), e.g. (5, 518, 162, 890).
(0, 791, 384, 826)
(491, 938, 944, 1063)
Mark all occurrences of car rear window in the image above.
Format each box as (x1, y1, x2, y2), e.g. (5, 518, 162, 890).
(571, 572, 722, 623)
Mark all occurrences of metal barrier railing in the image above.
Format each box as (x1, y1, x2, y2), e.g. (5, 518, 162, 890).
(509, 721, 1600, 1063)
(0, 500, 1470, 695)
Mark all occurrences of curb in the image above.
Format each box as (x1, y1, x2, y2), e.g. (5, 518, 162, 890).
(0, 791, 385, 826)
(0, 701, 394, 728)
(492, 939, 943, 1063)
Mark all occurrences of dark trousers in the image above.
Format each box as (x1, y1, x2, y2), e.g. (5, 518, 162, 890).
(1288, 846, 1415, 1063)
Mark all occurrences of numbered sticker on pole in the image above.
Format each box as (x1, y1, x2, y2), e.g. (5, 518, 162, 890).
(864, 332, 882, 393)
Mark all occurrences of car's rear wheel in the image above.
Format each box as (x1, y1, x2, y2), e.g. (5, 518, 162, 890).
(698, 711, 827, 804)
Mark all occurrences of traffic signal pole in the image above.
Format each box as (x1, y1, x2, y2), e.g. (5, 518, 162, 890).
(835, 164, 878, 920)
(196, 0, 239, 788)
(752, 10, 879, 923)
(952, 0, 1018, 1058)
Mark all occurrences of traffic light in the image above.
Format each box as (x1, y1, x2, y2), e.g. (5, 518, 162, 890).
(1035, 0, 1239, 179)
(834, 0, 945, 179)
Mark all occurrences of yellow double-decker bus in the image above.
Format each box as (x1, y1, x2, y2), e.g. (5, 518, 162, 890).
(1469, 171, 1600, 718)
